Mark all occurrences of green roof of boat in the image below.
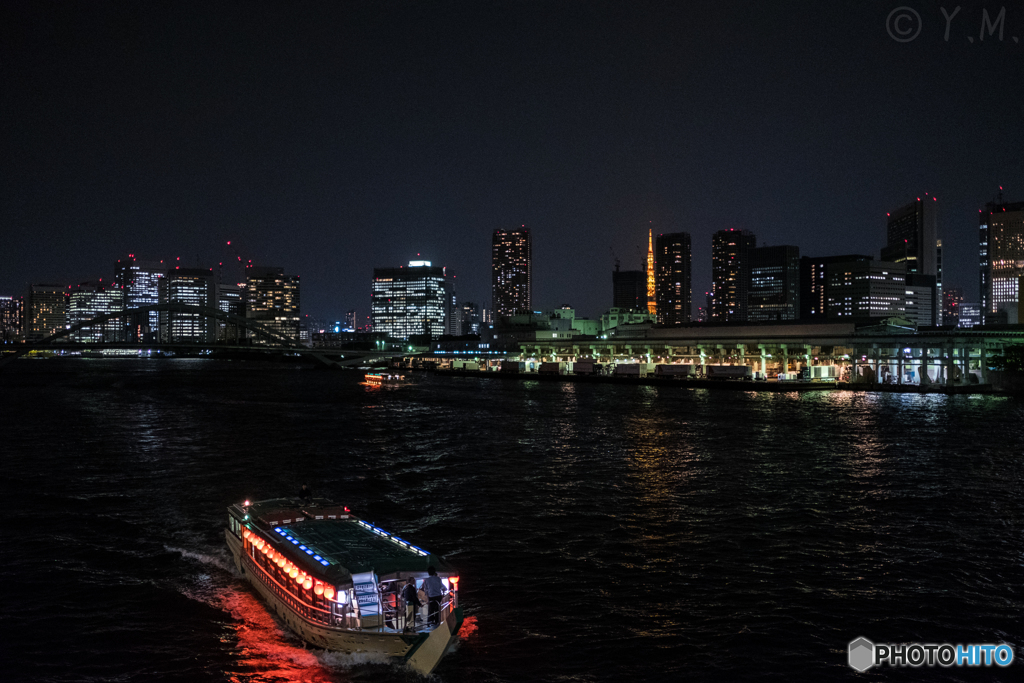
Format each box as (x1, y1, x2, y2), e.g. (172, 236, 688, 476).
(240, 497, 453, 583)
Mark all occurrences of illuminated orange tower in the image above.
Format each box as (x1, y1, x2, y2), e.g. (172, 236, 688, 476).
(646, 228, 656, 315)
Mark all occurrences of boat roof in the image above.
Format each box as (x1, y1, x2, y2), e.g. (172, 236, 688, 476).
(236, 497, 453, 584)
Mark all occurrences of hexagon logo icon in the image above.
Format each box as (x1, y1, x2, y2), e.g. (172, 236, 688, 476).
(848, 637, 875, 672)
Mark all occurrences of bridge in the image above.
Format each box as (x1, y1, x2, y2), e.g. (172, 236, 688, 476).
(0, 303, 399, 370)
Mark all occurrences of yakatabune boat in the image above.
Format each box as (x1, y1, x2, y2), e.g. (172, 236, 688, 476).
(226, 497, 463, 674)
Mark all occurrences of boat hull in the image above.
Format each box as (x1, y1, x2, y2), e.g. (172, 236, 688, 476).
(226, 529, 461, 674)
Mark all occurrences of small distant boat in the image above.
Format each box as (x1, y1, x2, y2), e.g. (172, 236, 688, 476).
(364, 372, 406, 386)
(226, 497, 463, 675)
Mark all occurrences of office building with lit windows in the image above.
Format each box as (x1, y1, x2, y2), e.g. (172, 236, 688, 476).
(979, 199, 1024, 321)
(799, 255, 873, 321)
(942, 286, 964, 327)
(492, 228, 531, 319)
(246, 266, 300, 343)
(216, 282, 244, 341)
(26, 285, 67, 341)
(1, 296, 22, 342)
(711, 229, 756, 322)
(748, 245, 799, 323)
(825, 260, 931, 325)
(371, 261, 450, 339)
(114, 256, 165, 341)
(67, 282, 126, 343)
(159, 268, 216, 343)
(881, 197, 938, 277)
(460, 302, 481, 335)
(654, 232, 692, 325)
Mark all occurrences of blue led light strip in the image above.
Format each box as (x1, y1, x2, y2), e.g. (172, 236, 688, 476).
(357, 520, 429, 556)
(274, 527, 331, 566)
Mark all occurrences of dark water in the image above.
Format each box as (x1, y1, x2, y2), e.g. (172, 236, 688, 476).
(2, 359, 1023, 682)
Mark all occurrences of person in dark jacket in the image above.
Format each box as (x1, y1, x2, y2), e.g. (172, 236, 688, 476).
(298, 484, 312, 502)
(400, 577, 421, 631)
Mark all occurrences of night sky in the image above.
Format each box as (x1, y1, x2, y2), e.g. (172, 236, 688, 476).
(2, 1, 1022, 321)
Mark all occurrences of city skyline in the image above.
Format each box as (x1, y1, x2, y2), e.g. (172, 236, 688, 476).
(2, 3, 1022, 320)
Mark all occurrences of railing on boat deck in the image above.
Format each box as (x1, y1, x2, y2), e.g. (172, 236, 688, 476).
(245, 539, 457, 632)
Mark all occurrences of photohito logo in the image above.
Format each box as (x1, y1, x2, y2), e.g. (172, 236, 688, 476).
(848, 637, 1014, 670)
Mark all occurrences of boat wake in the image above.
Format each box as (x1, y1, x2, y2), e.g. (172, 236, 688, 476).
(169, 544, 398, 681)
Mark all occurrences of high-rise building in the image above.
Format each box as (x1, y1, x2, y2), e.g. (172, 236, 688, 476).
(491, 228, 531, 318)
(344, 310, 356, 331)
(646, 228, 656, 315)
(612, 267, 646, 311)
(654, 232, 692, 325)
(371, 260, 449, 339)
(881, 197, 938, 277)
(460, 302, 481, 335)
(216, 282, 244, 342)
(959, 303, 982, 328)
(26, 285, 67, 341)
(799, 255, 873, 321)
(160, 268, 216, 343)
(942, 287, 964, 327)
(67, 282, 126, 343)
(748, 245, 800, 323)
(246, 266, 301, 343)
(443, 278, 459, 336)
(935, 239, 943, 320)
(1, 296, 23, 342)
(826, 260, 931, 325)
(114, 256, 165, 342)
(979, 199, 1024, 320)
(711, 229, 756, 322)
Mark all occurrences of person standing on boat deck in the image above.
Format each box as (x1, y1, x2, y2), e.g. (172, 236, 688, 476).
(298, 484, 312, 502)
(423, 566, 446, 627)
(400, 577, 421, 631)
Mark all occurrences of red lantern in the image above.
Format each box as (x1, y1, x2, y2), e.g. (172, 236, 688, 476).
(324, 586, 336, 600)
(303, 578, 313, 591)
(314, 583, 325, 596)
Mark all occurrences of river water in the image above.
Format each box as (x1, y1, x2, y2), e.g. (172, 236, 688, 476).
(2, 359, 1022, 682)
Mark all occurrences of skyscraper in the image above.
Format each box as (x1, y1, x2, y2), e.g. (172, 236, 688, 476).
(216, 282, 244, 342)
(371, 260, 449, 339)
(881, 197, 938, 276)
(748, 245, 800, 323)
(799, 255, 873, 321)
(943, 286, 964, 327)
(979, 198, 1024, 320)
(0, 295, 23, 342)
(612, 267, 646, 311)
(160, 268, 216, 343)
(67, 281, 126, 343)
(491, 228, 531, 319)
(460, 302, 481, 335)
(646, 228, 656, 316)
(711, 229, 756, 322)
(654, 232, 692, 325)
(114, 256, 165, 341)
(246, 266, 301, 343)
(826, 260, 932, 326)
(25, 285, 66, 341)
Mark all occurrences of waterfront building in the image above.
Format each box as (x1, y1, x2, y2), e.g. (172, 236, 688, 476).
(246, 266, 301, 343)
(492, 228, 531, 319)
(936, 239, 944, 319)
(825, 260, 906, 321)
(903, 274, 936, 327)
(979, 199, 1024, 321)
(159, 268, 216, 343)
(943, 287, 964, 327)
(612, 267, 646, 311)
(371, 260, 449, 339)
(26, 285, 67, 341)
(67, 281, 126, 343)
(654, 232, 692, 325)
(799, 255, 873, 321)
(881, 197, 938, 277)
(711, 229, 756, 322)
(216, 282, 244, 342)
(1, 296, 22, 342)
(749, 245, 800, 323)
(460, 302, 481, 335)
(114, 256, 165, 341)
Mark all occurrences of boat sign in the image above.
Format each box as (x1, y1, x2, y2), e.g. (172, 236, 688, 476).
(352, 571, 380, 615)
